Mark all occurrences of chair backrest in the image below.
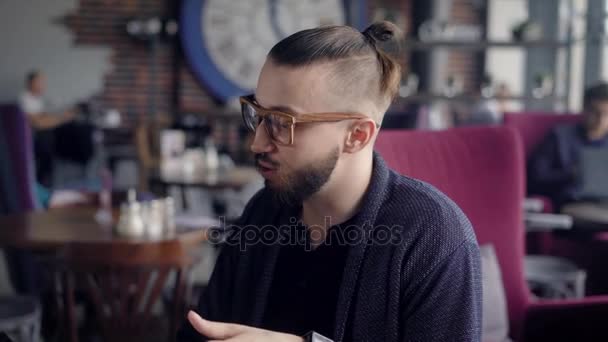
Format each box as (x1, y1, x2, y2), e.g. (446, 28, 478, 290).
(60, 240, 198, 341)
(0, 104, 40, 214)
(503, 111, 582, 158)
(375, 126, 528, 339)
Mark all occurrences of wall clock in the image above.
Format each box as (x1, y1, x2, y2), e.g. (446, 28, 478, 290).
(180, 0, 367, 102)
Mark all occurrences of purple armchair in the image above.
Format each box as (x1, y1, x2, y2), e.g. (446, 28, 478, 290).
(503, 112, 581, 159)
(375, 126, 608, 341)
(0, 103, 41, 214)
(0, 104, 45, 295)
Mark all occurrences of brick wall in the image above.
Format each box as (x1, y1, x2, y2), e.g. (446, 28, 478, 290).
(62, 0, 218, 126)
(62, 0, 480, 122)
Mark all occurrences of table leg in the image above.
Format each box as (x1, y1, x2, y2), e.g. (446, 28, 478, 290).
(170, 267, 187, 340)
(62, 271, 78, 342)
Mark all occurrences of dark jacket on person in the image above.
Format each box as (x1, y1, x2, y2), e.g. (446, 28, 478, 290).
(528, 124, 608, 209)
(178, 153, 482, 341)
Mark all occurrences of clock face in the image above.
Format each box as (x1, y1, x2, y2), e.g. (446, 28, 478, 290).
(181, 0, 364, 102)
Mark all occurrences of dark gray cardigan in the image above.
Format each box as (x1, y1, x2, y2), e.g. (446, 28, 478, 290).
(178, 154, 482, 341)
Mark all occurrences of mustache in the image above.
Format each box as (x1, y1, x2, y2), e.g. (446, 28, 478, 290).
(255, 153, 280, 168)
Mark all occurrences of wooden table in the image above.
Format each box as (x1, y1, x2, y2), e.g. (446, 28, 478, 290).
(0, 207, 208, 250)
(149, 166, 260, 211)
(561, 202, 608, 232)
(149, 166, 259, 190)
(0, 207, 210, 342)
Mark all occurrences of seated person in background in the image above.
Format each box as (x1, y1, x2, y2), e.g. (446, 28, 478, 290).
(19, 70, 75, 186)
(528, 82, 608, 210)
(19, 70, 93, 187)
(178, 21, 481, 342)
(19, 70, 75, 130)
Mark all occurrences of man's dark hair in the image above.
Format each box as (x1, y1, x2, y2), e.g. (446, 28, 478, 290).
(25, 70, 41, 89)
(583, 82, 608, 109)
(268, 21, 402, 121)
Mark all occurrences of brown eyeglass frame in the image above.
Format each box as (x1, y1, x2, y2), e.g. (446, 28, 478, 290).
(239, 95, 378, 145)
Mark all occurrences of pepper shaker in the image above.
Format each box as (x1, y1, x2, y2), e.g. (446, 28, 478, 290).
(116, 201, 145, 238)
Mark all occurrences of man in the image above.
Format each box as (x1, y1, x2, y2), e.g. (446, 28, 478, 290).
(179, 22, 481, 342)
(19, 70, 75, 186)
(19, 71, 75, 130)
(19, 71, 95, 188)
(528, 82, 608, 210)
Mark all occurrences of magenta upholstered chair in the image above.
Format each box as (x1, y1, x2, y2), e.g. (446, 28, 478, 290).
(503, 112, 582, 160)
(376, 126, 608, 341)
(504, 112, 608, 294)
(504, 111, 582, 214)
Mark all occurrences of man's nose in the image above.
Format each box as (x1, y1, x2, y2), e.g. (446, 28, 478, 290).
(250, 122, 274, 154)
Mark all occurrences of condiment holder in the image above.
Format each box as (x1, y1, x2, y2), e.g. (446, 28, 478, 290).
(115, 189, 176, 239)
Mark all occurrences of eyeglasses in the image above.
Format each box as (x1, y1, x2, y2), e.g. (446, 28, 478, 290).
(240, 95, 376, 145)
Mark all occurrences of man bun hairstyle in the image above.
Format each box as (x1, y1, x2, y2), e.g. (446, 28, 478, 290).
(361, 21, 402, 104)
(268, 21, 402, 121)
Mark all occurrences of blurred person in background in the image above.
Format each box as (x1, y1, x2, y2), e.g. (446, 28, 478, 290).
(528, 82, 608, 210)
(19, 70, 93, 187)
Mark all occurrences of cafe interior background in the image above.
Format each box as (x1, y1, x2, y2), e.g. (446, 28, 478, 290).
(2, 0, 608, 341)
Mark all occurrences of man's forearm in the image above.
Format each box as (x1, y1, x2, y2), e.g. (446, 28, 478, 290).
(27, 113, 67, 130)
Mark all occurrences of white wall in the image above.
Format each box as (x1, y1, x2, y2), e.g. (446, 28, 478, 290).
(0, 0, 111, 109)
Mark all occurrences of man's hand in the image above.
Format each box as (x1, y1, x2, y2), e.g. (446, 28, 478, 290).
(187, 310, 303, 342)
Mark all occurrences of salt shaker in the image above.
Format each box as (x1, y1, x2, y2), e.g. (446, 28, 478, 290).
(116, 201, 145, 238)
(146, 200, 164, 239)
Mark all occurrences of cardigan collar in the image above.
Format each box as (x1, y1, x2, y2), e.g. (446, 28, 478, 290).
(252, 152, 394, 341)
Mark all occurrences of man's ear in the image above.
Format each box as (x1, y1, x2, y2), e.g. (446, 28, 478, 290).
(343, 119, 377, 153)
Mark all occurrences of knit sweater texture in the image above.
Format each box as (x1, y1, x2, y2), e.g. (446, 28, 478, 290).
(178, 153, 482, 341)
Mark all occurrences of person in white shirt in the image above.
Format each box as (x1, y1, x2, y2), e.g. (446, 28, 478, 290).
(18, 70, 76, 186)
(19, 71, 75, 129)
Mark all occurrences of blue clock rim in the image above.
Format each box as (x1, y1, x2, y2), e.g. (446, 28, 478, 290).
(180, 0, 247, 102)
(180, 0, 368, 102)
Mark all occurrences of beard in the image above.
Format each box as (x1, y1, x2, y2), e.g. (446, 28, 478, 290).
(257, 147, 340, 205)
